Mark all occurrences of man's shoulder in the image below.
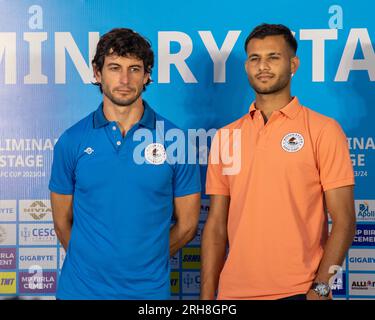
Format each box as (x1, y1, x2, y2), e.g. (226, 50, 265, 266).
(63, 112, 95, 138)
(216, 113, 249, 133)
(301, 105, 338, 129)
(154, 112, 182, 131)
(300, 105, 347, 144)
(57, 112, 94, 147)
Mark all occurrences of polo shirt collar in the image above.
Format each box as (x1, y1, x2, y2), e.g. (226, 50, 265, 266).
(139, 100, 156, 129)
(249, 96, 301, 120)
(93, 100, 156, 129)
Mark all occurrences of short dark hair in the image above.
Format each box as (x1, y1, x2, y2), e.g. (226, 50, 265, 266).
(244, 23, 297, 55)
(92, 28, 154, 92)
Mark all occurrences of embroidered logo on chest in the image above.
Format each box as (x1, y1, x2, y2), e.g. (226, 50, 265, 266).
(281, 133, 304, 152)
(145, 143, 167, 165)
(84, 147, 94, 155)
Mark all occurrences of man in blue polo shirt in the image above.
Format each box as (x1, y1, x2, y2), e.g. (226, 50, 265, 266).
(49, 28, 201, 299)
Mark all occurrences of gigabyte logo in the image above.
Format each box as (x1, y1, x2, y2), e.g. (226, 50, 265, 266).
(0, 226, 6, 243)
(349, 257, 375, 264)
(24, 201, 51, 220)
(358, 201, 375, 219)
(281, 133, 304, 152)
(84, 147, 94, 155)
(351, 280, 375, 290)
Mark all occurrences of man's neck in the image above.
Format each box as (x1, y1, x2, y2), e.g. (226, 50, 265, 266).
(254, 91, 293, 122)
(103, 97, 144, 136)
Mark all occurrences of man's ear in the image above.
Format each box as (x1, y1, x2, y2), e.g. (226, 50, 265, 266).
(143, 69, 151, 85)
(291, 55, 300, 75)
(93, 64, 101, 83)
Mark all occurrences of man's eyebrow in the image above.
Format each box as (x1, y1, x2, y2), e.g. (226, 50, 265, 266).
(106, 62, 121, 67)
(248, 52, 282, 56)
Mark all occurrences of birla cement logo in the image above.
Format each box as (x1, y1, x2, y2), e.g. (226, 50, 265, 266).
(356, 200, 375, 221)
(352, 225, 375, 247)
(19, 269, 57, 294)
(19, 200, 52, 221)
(0, 248, 16, 270)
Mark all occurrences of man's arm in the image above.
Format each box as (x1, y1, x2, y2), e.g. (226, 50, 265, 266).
(170, 192, 201, 257)
(307, 185, 356, 300)
(200, 195, 230, 300)
(50, 192, 73, 251)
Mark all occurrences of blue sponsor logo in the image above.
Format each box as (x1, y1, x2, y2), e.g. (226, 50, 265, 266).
(358, 202, 375, 220)
(352, 225, 375, 247)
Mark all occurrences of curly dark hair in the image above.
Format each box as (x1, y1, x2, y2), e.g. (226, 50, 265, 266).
(244, 23, 297, 55)
(92, 28, 154, 92)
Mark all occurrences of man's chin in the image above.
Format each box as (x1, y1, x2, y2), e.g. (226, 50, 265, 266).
(108, 94, 140, 107)
(112, 100, 136, 107)
(253, 87, 277, 95)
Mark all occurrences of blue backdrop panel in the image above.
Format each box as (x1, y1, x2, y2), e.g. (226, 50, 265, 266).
(0, 0, 374, 299)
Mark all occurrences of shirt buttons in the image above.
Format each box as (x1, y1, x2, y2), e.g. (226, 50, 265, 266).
(112, 126, 117, 131)
(116, 141, 121, 146)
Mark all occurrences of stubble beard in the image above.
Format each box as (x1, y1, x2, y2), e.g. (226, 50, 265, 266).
(250, 73, 291, 95)
(103, 86, 142, 107)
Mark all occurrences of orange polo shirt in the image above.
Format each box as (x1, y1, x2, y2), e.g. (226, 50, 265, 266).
(206, 97, 354, 300)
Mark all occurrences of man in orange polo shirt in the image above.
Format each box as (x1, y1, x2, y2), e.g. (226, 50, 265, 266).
(201, 23, 356, 300)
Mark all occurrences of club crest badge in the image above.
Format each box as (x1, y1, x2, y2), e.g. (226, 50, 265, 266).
(145, 143, 167, 165)
(281, 133, 304, 152)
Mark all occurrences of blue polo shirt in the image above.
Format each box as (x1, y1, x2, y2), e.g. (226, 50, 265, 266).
(49, 101, 201, 300)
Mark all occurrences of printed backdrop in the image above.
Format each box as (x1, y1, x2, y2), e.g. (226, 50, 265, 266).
(0, 0, 374, 299)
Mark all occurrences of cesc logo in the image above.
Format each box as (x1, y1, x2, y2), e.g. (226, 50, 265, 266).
(19, 224, 56, 245)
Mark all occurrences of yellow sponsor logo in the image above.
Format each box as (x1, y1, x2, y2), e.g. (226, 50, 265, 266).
(182, 247, 201, 269)
(170, 271, 179, 294)
(0, 272, 17, 294)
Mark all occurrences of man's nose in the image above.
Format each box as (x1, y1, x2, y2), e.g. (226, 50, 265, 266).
(258, 58, 271, 72)
(119, 70, 130, 84)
